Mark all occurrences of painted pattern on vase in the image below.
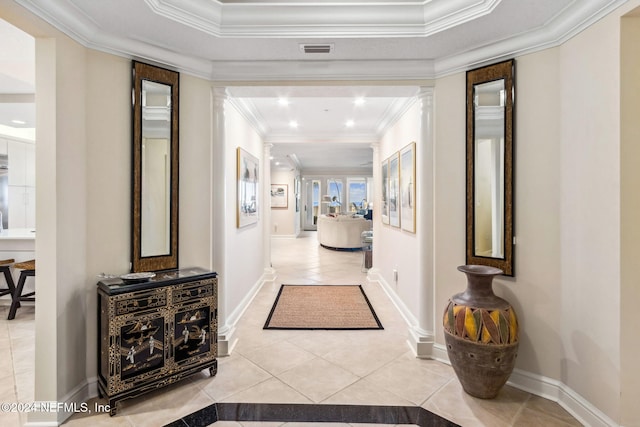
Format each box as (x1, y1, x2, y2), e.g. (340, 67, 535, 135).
(443, 303, 518, 345)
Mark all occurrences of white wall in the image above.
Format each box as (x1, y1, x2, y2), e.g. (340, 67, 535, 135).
(224, 103, 267, 315)
(376, 101, 422, 318)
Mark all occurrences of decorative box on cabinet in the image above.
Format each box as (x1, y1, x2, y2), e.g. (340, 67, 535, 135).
(97, 267, 217, 416)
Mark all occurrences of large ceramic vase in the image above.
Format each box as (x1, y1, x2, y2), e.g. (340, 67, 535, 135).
(443, 265, 519, 399)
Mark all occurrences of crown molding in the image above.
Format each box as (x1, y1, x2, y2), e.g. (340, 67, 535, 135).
(434, 0, 630, 76)
(15, 0, 214, 81)
(264, 133, 379, 144)
(226, 97, 270, 138)
(209, 60, 435, 81)
(14, 0, 629, 81)
(376, 96, 420, 136)
(144, 0, 501, 38)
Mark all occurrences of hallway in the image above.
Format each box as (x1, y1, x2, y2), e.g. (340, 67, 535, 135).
(2, 232, 581, 426)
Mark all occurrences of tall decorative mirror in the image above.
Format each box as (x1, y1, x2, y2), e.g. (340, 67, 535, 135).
(132, 61, 179, 272)
(466, 59, 514, 276)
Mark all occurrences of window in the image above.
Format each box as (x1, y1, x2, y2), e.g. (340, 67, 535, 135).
(327, 179, 343, 207)
(347, 178, 368, 210)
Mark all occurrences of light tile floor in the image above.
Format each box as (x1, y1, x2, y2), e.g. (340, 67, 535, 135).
(0, 232, 583, 426)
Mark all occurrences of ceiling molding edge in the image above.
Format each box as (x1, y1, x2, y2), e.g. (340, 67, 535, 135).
(226, 97, 269, 138)
(264, 134, 379, 144)
(209, 60, 436, 81)
(14, 0, 628, 82)
(301, 167, 374, 176)
(15, 0, 214, 81)
(434, 0, 629, 76)
(375, 95, 421, 137)
(145, 0, 500, 38)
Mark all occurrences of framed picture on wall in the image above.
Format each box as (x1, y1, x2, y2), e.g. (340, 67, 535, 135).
(400, 142, 416, 233)
(271, 184, 288, 209)
(381, 159, 390, 224)
(389, 152, 400, 228)
(236, 147, 259, 228)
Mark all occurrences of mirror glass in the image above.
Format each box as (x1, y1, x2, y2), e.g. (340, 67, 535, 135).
(132, 61, 179, 272)
(474, 80, 505, 258)
(141, 80, 171, 257)
(466, 59, 514, 275)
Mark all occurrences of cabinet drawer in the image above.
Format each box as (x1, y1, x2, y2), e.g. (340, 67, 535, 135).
(114, 288, 167, 316)
(172, 278, 216, 305)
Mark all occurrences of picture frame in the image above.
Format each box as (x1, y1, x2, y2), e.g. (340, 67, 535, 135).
(389, 152, 400, 228)
(236, 147, 259, 228)
(271, 184, 288, 209)
(381, 159, 390, 224)
(400, 142, 416, 233)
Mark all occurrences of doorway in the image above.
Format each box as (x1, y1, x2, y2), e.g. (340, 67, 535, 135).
(303, 179, 320, 231)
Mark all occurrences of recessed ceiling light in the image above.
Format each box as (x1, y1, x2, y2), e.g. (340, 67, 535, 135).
(278, 98, 289, 106)
(289, 120, 298, 128)
(11, 119, 26, 125)
(345, 120, 355, 127)
(354, 97, 366, 106)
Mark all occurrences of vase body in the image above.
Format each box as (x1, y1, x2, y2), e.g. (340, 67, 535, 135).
(443, 265, 519, 399)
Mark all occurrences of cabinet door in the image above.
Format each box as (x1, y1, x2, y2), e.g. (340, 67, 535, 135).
(8, 186, 26, 228)
(8, 141, 27, 186)
(25, 144, 35, 187)
(25, 186, 35, 228)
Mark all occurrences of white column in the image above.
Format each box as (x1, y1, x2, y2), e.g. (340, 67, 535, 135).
(211, 86, 235, 355)
(409, 86, 436, 357)
(263, 143, 276, 280)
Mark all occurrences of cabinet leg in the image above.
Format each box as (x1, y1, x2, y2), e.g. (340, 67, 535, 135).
(109, 400, 118, 417)
(209, 360, 217, 377)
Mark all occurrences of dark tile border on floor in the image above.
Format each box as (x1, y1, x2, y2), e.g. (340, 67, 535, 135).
(164, 403, 460, 426)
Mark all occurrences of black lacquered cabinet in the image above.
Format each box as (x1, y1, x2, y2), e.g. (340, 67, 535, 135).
(97, 268, 217, 415)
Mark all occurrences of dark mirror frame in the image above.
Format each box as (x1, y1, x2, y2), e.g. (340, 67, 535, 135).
(466, 59, 515, 276)
(131, 61, 179, 272)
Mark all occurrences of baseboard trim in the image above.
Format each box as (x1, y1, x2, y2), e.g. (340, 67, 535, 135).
(368, 270, 436, 358)
(507, 369, 618, 427)
(23, 423, 59, 427)
(218, 270, 276, 356)
(367, 269, 418, 328)
(24, 378, 95, 427)
(270, 234, 298, 239)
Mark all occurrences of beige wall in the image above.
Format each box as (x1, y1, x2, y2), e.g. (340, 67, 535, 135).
(84, 50, 132, 393)
(179, 74, 215, 270)
(620, 9, 640, 427)
(558, 11, 621, 420)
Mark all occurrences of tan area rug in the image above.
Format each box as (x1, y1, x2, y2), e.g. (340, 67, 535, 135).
(263, 285, 383, 330)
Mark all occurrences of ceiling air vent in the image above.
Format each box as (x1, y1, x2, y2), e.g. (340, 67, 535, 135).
(300, 43, 334, 54)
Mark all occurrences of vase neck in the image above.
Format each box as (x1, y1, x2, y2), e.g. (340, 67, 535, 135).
(465, 275, 497, 297)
